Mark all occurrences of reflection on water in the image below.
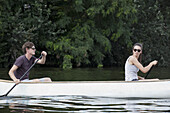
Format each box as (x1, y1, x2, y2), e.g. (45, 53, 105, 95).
(0, 96, 170, 113)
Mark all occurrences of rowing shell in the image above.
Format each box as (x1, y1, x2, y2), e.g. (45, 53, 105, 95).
(0, 79, 170, 98)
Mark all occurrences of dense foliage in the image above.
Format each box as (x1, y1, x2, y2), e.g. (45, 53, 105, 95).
(0, 0, 169, 68)
(132, 0, 170, 66)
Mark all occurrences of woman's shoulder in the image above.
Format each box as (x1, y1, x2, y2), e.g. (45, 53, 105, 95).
(128, 56, 137, 64)
(129, 55, 137, 60)
(128, 55, 134, 60)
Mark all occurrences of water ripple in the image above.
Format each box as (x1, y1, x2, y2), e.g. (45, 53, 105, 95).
(0, 96, 170, 112)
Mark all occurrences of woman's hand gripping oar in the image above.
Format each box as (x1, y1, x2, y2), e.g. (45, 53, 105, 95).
(0, 54, 43, 97)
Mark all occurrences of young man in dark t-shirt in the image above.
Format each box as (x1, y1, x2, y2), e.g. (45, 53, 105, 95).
(9, 42, 52, 84)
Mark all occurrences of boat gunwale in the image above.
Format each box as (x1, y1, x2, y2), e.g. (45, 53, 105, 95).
(0, 79, 170, 84)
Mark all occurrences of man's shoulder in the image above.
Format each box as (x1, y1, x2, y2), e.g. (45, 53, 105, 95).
(16, 55, 25, 60)
(14, 55, 25, 66)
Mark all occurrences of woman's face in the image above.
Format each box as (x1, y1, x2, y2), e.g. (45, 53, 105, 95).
(133, 45, 142, 56)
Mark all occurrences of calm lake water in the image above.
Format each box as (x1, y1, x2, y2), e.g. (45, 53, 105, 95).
(0, 67, 170, 113)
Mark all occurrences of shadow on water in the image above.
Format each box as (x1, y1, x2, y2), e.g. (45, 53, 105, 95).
(32, 67, 170, 81)
(1, 67, 126, 81)
(0, 67, 169, 81)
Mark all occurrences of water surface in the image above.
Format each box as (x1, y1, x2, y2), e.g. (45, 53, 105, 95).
(0, 96, 170, 113)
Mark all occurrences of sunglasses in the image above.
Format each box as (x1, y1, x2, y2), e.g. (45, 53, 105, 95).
(133, 49, 141, 52)
(31, 47, 36, 50)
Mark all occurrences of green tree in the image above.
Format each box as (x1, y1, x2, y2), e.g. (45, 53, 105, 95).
(0, 0, 55, 67)
(0, 0, 169, 68)
(46, 0, 137, 68)
(131, 0, 169, 66)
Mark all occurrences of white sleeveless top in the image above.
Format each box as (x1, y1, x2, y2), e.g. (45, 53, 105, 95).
(125, 56, 139, 81)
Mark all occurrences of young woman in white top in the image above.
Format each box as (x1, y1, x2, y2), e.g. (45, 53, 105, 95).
(125, 43, 158, 81)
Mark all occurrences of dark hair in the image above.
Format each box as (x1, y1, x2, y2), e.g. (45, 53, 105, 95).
(133, 43, 143, 50)
(133, 43, 143, 62)
(22, 42, 35, 54)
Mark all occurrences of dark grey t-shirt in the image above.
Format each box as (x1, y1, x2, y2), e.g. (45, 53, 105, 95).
(14, 55, 36, 80)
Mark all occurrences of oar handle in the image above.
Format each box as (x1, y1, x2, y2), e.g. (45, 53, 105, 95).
(145, 65, 154, 79)
(3, 54, 43, 97)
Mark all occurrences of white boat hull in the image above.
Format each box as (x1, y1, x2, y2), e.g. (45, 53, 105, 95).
(0, 79, 170, 98)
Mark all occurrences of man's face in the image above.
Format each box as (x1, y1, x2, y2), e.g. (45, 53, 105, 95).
(27, 46, 36, 55)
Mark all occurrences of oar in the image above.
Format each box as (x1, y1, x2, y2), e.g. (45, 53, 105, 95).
(0, 54, 43, 97)
(145, 65, 154, 79)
